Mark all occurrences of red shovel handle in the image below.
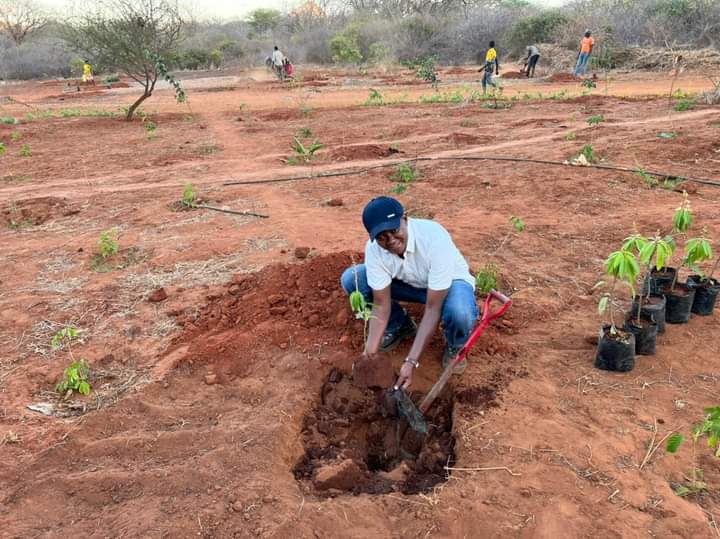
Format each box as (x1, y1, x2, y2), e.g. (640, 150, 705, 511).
(457, 289, 512, 361)
(418, 290, 512, 414)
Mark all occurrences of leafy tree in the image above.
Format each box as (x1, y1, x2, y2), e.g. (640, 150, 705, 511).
(330, 28, 362, 64)
(247, 8, 281, 35)
(507, 11, 567, 54)
(0, 0, 48, 45)
(65, 0, 185, 120)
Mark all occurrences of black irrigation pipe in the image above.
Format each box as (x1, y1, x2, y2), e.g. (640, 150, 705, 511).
(193, 203, 269, 218)
(222, 155, 720, 189)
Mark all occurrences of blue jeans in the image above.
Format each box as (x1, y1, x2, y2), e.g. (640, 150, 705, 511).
(574, 52, 589, 76)
(482, 70, 497, 93)
(340, 264, 479, 349)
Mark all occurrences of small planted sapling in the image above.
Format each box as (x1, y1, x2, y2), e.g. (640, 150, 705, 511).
(290, 137, 323, 164)
(51, 326, 92, 398)
(663, 232, 713, 322)
(666, 407, 720, 497)
(594, 248, 639, 372)
(686, 235, 720, 315)
(475, 263, 498, 294)
(20, 143, 31, 157)
(97, 228, 119, 259)
(182, 183, 196, 208)
(389, 163, 417, 194)
(348, 266, 373, 343)
(622, 232, 672, 352)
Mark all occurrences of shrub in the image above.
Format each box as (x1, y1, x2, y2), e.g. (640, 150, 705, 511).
(329, 30, 362, 64)
(507, 11, 567, 55)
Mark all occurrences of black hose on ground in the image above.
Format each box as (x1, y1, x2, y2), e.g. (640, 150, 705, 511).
(221, 155, 720, 188)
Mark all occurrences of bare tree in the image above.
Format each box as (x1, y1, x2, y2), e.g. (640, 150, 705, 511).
(65, 0, 184, 120)
(0, 0, 48, 45)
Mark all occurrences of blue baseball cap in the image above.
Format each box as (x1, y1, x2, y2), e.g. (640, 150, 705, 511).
(362, 196, 404, 240)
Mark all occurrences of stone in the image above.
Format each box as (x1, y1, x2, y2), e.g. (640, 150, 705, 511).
(326, 198, 344, 207)
(148, 287, 168, 302)
(312, 459, 363, 491)
(267, 294, 284, 305)
(334, 309, 349, 327)
(204, 373, 219, 385)
(294, 247, 310, 259)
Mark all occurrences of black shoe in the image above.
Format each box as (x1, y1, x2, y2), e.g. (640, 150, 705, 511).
(380, 315, 417, 352)
(442, 345, 466, 374)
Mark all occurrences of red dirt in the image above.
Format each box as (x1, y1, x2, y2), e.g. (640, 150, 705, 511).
(548, 72, 582, 83)
(501, 71, 526, 79)
(1, 66, 720, 538)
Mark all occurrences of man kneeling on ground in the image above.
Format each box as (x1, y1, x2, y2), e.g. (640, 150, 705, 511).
(341, 196, 479, 389)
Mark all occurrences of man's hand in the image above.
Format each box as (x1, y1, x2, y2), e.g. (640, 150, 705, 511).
(394, 360, 414, 390)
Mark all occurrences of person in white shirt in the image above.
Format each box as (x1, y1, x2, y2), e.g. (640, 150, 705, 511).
(341, 196, 479, 389)
(271, 46, 285, 80)
(524, 45, 540, 78)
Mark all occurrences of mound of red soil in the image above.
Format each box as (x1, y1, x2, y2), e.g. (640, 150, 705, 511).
(501, 71, 526, 79)
(443, 132, 492, 146)
(547, 73, 581, 83)
(259, 109, 304, 121)
(169, 252, 362, 375)
(331, 144, 400, 161)
(1, 196, 79, 226)
(293, 369, 457, 496)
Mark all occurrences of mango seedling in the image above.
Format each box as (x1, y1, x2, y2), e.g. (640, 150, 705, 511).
(20, 144, 31, 157)
(51, 326, 92, 397)
(672, 192, 692, 233)
(571, 144, 597, 165)
(389, 163, 417, 194)
(597, 248, 640, 335)
(0, 142, 5, 155)
(291, 137, 323, 163)
(666, 407, 720, 496)
(11, 131, 20, 142)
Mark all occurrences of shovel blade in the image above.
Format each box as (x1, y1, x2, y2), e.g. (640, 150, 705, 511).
(386, 388, 428, 434)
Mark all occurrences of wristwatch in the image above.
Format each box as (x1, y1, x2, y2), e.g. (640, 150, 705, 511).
(404, 357, 419, 368)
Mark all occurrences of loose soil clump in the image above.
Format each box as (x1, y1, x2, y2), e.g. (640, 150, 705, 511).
(294, 369, 456, 496)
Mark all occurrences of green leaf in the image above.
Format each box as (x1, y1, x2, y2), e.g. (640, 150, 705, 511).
(673, 485, 690, 497)
(666, 433, 684, 453)
(79, 381, 91, 396)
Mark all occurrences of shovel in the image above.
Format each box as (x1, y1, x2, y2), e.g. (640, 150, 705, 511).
(388, 290, 512, 433)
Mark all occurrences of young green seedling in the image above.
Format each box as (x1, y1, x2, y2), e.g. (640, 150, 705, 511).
(182, 183, 196, 207)
(97, 228, 119, 259)
(587, 114, 605, 127)
(20, 143, 31, 157)
(291, 137, 323, 163)
(51, 326, 92, 397)
(597, 249, 640, 334)
(666, 407, 720, 496)
(510, 215, 525, 232)
(623, 232, 674, 324)
(670, 232, 713, 291)
(475, 263, 498, 294)
(348, 267, 373, 343)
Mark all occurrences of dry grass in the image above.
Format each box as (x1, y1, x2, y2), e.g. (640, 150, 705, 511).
(121, 253, 255, 293)
(29, 364, 152, 418)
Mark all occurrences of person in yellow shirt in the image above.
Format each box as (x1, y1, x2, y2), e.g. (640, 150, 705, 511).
(574, 30, 594, 77)
(479, 40, 499, 94)
(82, 60, 95, 85)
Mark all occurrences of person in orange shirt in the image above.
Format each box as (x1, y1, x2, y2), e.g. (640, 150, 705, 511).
(574, 30, 594, 77)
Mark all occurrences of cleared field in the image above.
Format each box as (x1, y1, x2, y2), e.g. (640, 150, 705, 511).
(1, 64, 719, 538)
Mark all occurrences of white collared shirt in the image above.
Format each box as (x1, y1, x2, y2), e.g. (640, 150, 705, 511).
(365, 218, 475, 291)
(272, 49, 284, 66)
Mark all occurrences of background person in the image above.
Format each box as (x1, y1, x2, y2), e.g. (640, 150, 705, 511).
(271, 45, 286, 81)
(574, 30, 594, 77)
(479, 40, 500, 94)
(524, 45, 540, 78)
